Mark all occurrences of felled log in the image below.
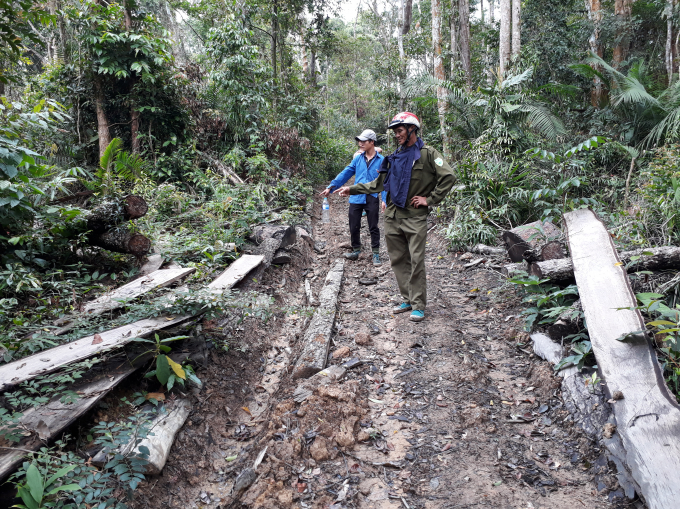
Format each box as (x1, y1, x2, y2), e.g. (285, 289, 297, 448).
(246, 225, 296, 279)
(528, 258, 575, 281)
(530, 246, 680, 282)
(198, 151, 244, 186)
(501, 262, 527, 278)
(85, 195, 148, 232)
(91, 226, 151, 257)
(564, 208, 680, 509)
(293, 260, 344, 378)
(502, 220, 564, 263)
(547, 300, 582, 342)
(470, 244, 506, 256)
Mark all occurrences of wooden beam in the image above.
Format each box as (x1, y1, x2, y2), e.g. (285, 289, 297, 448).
(0, 255, 263, 391)
(208, 254, 264, 291)
(564, 208, 680, 509)
(292, 260, 344, 379)
(0, 356, 142, 480)
(0, 315, 192, 392)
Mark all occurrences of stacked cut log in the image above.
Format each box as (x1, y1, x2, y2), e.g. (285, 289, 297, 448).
(246, 224, 297, 279)
(76, 195, 151, 257)
(502, 220, 566, 263)
(529, 246, 680, 282)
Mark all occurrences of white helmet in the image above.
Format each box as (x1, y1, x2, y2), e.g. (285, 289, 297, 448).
(387, 112, 421, 130)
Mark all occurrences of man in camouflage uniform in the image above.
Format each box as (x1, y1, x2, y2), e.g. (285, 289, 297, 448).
(339, 112, 454, 322)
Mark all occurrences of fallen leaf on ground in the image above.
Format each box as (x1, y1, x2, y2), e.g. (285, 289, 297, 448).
(242, 406, 252, 416)
(146, 392, 165, 401)
(92, 334, 103, 345)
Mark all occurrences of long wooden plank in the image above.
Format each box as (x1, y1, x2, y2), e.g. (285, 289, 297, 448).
(0, 357, 140, 480)
(292, 259, 344, 378)
(208, 254, 264, 291)
(0, 255, 263, 391)
(0, 315, 192, 392)
(82, 267, 195, 315)
(564, 208, 680, 509)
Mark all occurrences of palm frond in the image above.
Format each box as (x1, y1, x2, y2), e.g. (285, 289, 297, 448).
(519, 103, 567, 139)
(643, 105, 680, 148)
(100, 138, 122, 172)
(569, 63, 611, 90)
(403, 74, 466, 101)
(501, 67, 534, 91)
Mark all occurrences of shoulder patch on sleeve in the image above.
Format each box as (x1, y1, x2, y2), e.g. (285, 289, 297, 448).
(435, 157, 443, 166)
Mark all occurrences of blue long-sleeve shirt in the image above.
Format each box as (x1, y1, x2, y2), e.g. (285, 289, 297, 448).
(327, 152, 387, 204)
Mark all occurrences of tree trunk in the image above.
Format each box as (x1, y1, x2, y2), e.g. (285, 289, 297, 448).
(459, 0, 471, 88)
(666, 0, 675, 84)
(613, 0, 633, 67)
(586, 0, 604, 107)
(271, 1, 278, 80)
(85, 195, 149, 232)
(432, 0, 451, 157)
(499, 0, 511, 75)
(92, 227, 151, 257)
(450, 5, 459, 78)
(502, 220, 563, 263)
(93, 74, 112, 160)
(489, 0, 495, 24)
(511, 0, 521, 57)
(310, 50, 317, 86)
(529, 246, 680, 281)
(403, 0, 413, 34)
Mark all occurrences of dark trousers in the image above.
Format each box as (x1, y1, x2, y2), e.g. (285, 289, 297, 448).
(348, 195, 380, 252)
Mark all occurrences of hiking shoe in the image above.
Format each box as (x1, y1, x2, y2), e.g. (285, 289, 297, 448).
(409, 310, 425, 322)
(344, 250, 360, 261)
(372, 253, 382, 266)
(393, 303, 412, 314)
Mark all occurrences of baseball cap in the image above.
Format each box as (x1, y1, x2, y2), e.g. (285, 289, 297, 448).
(355, 129, 377, 142)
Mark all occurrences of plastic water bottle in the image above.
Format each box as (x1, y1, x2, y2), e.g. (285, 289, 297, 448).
(322, 197, 330, 223)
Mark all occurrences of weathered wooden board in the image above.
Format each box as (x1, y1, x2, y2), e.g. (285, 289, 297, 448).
(0, 357, 140, 480)
(208, 254, 264, 291)
(82, 267, 195, 316)
(1, 256, 262, 391)
(292, 260, 344, 378)
(0, 315, 192, 392)
(564, 208, 680, 509)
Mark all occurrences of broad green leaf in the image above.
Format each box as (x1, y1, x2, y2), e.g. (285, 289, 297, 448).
(647, 320, 677, 327)
(17, 486, 39, 509)
(46, 484, 81, 496)
(45, 464, 77, 489)
(26, 463, 43, 504)
(156, 355, 170, 385)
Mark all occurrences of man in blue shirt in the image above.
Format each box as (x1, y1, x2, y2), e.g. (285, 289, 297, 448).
(320, 129, 386, 266)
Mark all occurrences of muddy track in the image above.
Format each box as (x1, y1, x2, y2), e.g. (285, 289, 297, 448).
(133, 192, 640, 509)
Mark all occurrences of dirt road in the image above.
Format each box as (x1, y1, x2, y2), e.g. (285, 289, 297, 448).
(134, 193, 636, 509)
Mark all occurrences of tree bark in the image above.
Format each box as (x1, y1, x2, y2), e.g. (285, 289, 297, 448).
(403, 0, 413, 34)
(432, 0, 451, 157)
(93, 74, 112, 160)
(613, 0, 633, 67)
(92, 227, 151, 257)
(586, 0, 604, 107)
(501, 220, 563, 263)
(85, 195, 149, 232)
(271, 1, 278, 80)
(459, 0, 471, 88)
(666, 0, 676, 84)
(310, 50, 317, 86)
(450, 5, 459, 78)
(489, 0, 494, 24)
(529, 246, 680, 281)
(499, 0, 511, 75)
(511, 0, 521, 57)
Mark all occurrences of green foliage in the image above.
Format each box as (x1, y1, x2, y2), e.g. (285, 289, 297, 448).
(12, 462, 81, 509)
(507, 273, 580, 331)
(554, 341, 593, 372)
(88, 138, 141, 195)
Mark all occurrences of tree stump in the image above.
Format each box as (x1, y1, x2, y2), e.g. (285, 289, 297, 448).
(502, 220, 564, 263)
